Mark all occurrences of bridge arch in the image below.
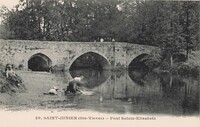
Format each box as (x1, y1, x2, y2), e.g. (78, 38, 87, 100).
(68, 51, 111, 70)
(28, 53, 52, 71)
(128, 53, 150, 85)
(128, 53, 150, 69)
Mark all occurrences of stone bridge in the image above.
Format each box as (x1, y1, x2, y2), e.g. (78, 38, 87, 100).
(0, 39, 158, 71)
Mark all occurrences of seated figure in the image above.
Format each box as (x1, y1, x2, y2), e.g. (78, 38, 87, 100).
(5, 64, 22, 87)
(5, 64, 16, 78)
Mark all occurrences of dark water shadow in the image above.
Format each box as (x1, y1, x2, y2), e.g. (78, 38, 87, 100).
(69, 68, 110, 89)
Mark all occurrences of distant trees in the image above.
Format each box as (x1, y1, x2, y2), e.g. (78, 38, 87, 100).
(0, 0, 122, 41)
(0, 0, 199, 61)
(122, 1, 199, 65)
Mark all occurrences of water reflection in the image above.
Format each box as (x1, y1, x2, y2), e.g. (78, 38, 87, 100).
(51, 68, 199, 115)
(69, 68, 110, 88)
(128, 54, 149, 86)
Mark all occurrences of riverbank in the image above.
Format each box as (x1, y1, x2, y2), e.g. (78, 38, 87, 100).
(174, 51, 200, 76)
(0, 65, 199, 115)
(0, 70, 67, 110)
(151, 51, 200, 77)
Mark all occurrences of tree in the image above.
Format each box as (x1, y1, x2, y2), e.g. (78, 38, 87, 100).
(0, 5, 12, 39)
(1, 0, 199, 57)
(180, 1, 199, 59)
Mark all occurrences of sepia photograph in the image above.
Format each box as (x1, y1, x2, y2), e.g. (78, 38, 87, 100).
(0, 0, 199, 127)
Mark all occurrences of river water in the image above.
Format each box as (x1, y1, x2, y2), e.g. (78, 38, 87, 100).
(49, 68, 199, 115)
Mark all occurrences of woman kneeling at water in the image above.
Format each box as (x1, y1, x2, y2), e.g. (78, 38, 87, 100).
(65, 76, 96, 96)
(65, 81, 82, 94)
(65, 76, 84, 94)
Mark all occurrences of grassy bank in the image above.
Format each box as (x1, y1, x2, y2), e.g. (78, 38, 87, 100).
(0, 64, 26, 94)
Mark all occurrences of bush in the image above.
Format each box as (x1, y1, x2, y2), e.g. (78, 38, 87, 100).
(174, 63, 199, 77)
(190, 66, 200, 78)
(142, 53, 162, 70)
(177, 63, 190, 76)
(159, 61, 171, 70)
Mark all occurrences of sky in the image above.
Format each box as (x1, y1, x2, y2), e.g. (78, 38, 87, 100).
(0, 0, 19, 23)
(0, 0, 19, 9)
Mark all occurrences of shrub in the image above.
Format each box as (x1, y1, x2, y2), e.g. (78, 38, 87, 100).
(190, 66, 200, 78)
(159, 61, 171, 70)
(0, 68, 26, 94)
(142, 54, 162, 70)
(175, 63, 199, 77)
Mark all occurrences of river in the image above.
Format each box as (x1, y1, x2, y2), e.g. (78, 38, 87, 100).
(0, 68, 199, 115)
(50, 68, 199, 115)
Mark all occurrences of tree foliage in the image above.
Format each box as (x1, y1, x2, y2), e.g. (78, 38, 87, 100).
(0, 0, 199, 59)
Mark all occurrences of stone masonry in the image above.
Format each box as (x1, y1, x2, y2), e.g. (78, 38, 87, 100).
(0, 39, 158, 70)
